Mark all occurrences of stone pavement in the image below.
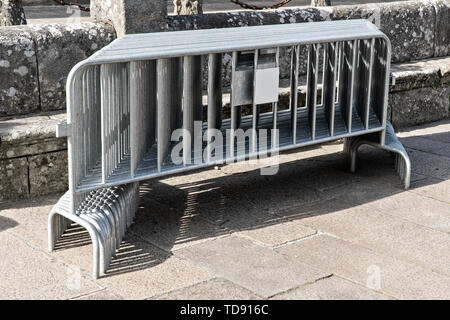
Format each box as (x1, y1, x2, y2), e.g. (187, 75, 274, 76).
(0, 120, 449, 300)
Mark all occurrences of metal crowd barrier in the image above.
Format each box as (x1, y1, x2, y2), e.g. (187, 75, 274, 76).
(49, 19, 411, 279)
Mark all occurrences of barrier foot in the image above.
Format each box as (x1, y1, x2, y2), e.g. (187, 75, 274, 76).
(343, 122, 411, 189)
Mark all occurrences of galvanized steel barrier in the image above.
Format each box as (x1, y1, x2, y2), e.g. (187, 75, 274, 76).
(49, 19, 411, 279)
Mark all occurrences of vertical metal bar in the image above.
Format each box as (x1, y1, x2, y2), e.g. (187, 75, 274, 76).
(339, 40, 356, 133)
(371, 37, 390, 145)
(290, 45, 299, 144)
(207, 53, 222, 130)
(182, 55, 202, 166)
(230, 51, 240, 157)
(100, 64, 109, 183)
(272, 47, 279, 149)
(365, 38, 375, 129)
(323, 42, 337, 136)
(156, 58, 175, 172)
(349, 40, 358, 132)
(130, 60, 155, 177)
(307, 44, 319, 140)
(207, 53, 222, 163)
(251, 48, 259, 153)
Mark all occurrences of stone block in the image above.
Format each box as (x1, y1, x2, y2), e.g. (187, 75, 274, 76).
(91, 0, 167, 37)
(0, 0, 26, 26)
(0, 157, 28, 202)
(0, 26, 39, 116)
(390, 85, 449, 128)
(332, 1, 436, 62)
(0, 112, 67, 159)
(433, 0, 450, 57)
(30, 22, 116, 111)
(390, 57, 449, 92)
(28, 151, 68, 197)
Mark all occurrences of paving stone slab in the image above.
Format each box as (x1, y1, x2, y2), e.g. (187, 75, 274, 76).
(397, 120, 450, 142)
(409, 177, 450, 204)
(365, 191, 450, 233)
(71, 289, 123, 300)
(130, 198, 229, 252)
(175, 235, 330, 298)
(150, 278, 261, 300)
(271, 275, 392, 300)
(277, 235, 450, 300)
(290, 201, 450, 277)
(0, 232, 102, 300)
(399, 135, 450, 158)
(237, 219, 316, 248)
(406, 147, 450, 180)
(0, 194, 59, 250)
(53, 233, 213, 299)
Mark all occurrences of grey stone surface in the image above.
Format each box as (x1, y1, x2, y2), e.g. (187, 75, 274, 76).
(400, 135, 450, 158)
(29, 150, 68, 197)
(0, 121, 449, 299)
(293, 200, 450, 277)
(71, 289, 123, 300)
(0, 157, 29, 202)
(433, 0, 450, 57)
(129, 198, 229, 252)
(150, 278, 261, 300)
(175, 235, 329, 298)
(0, 112, 65, 143)
(30, 22, 115, 111)
(409, 177, 450, 204)
(390, 56, 450, 92)
(0, 232, 102, 300)
(406, 147, 450, 180)
(271, 275, 392, 300)
(0, 0, 27, 26)
(277, 235, 450, 299)
(91, 236, 213, 299)
(0, 194, 60, 250)
(237, 219, 316, 248)
(390, 85, 449, 128)
(91, 0, 167, 37)
(364, 190, 450, 234)
(331, 1, 436, 62)
(0, 26, 39, 116)
(0, 112, 68, 202)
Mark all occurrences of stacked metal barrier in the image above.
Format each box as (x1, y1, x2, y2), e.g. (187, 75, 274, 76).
(49, 19, 411, 279)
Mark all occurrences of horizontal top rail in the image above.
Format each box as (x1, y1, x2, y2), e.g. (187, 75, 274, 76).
(86, 20, 387, 64)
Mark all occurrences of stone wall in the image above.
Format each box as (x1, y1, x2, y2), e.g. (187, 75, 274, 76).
(0, 22, 116, 117)
(0, 113, 67, 201)
(2, 1, 446, 117)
